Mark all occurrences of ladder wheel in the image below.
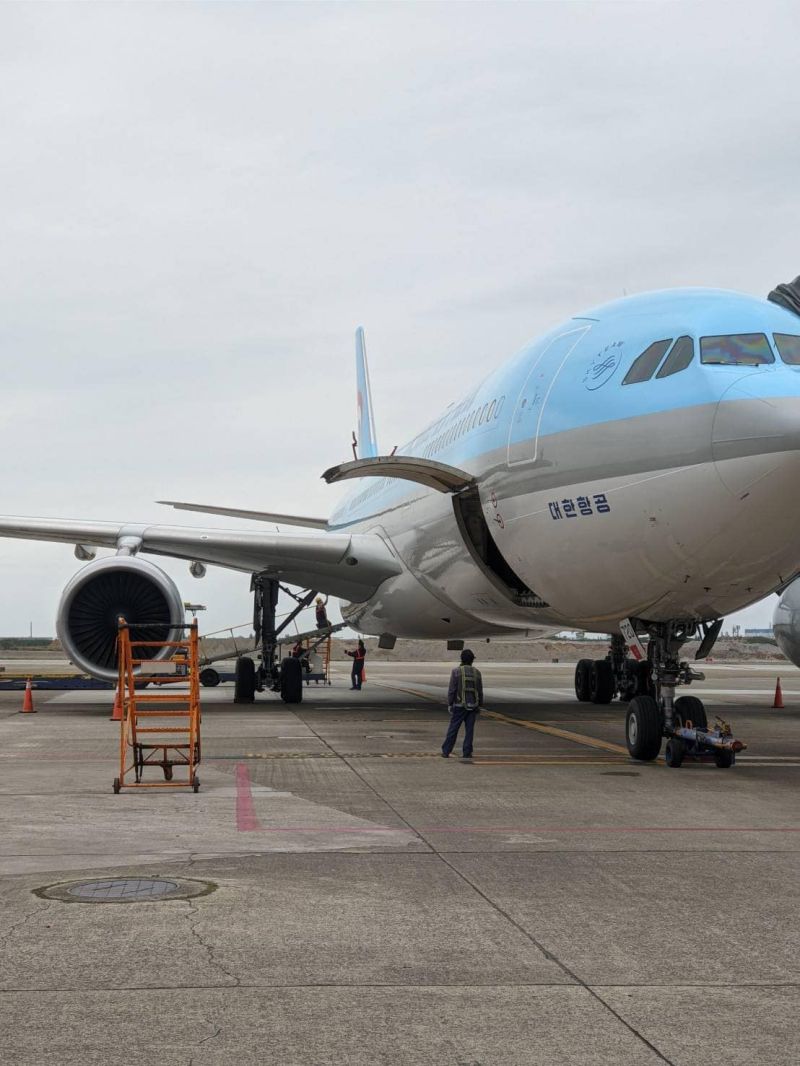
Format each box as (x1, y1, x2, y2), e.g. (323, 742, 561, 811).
(192, 776, 200, 793)
(163, 764, 173, 781)
(113, 777, 121, 794)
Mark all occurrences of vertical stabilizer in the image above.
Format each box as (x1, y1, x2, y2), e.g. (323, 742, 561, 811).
(355, 326, 379, 458)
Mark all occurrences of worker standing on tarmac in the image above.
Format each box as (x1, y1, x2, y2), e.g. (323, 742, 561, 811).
(315, 596, 330, 630)
(441, 649, 483, 759)
(345, 639, 366, 690)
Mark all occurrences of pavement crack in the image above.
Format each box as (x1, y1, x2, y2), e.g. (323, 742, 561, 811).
(197, 1025, 222, 1046)
(436, 854, 677, 1065)
(183, 899, 240, 987)
(0, 902, 47, 946)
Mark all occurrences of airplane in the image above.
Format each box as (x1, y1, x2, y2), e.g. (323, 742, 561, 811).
(3, 276, 800, 767)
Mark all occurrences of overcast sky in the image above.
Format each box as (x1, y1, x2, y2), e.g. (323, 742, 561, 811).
(1, 1, 798, 638)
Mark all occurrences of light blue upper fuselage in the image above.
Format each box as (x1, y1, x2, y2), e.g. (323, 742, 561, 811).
(328, 288, 800, 529)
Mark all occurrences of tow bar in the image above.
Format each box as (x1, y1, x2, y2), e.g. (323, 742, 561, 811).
(664, 717, 746, 769)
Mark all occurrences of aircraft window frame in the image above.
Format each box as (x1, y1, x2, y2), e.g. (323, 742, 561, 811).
(621, 339, 673, 385)
(655, 335, 695, 379)
(700, 333, 775, 366)
(774, 333, 800, 365)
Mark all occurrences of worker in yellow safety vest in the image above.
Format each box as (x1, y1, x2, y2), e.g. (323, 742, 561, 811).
(441, 649, 484, 759)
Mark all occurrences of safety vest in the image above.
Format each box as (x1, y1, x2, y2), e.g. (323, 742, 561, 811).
(457, 665, 479, 710)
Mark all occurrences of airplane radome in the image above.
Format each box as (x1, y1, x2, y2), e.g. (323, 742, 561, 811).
(3, 276, 800, 767)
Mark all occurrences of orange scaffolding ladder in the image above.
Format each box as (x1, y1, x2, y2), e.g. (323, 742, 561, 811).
(321, 634, 332, 684)
(113, 619, 201, 793)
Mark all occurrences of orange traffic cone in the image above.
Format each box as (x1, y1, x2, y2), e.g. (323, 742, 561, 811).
(20, 677, 35, 714)
(110, 690, 123, 722)
(773, 677, 784, 709)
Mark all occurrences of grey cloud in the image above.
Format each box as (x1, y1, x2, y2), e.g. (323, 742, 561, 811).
(0, 1, 797, 634)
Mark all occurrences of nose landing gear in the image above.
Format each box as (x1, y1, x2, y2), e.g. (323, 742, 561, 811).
(620, 618, 746, 768)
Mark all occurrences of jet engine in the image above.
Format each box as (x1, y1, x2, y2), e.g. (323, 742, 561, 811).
(56, 556, 185, 682)
(772, 577, 800, 668)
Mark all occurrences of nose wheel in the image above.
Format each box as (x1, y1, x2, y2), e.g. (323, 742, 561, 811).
(625, 695, 662, 761)
(620, 619, 745, 769)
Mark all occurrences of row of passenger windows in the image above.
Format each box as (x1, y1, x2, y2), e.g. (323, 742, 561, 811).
(622, 332, 800, 385)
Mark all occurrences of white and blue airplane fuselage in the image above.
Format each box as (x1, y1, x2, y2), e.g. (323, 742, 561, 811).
(330, 288, 800, 642)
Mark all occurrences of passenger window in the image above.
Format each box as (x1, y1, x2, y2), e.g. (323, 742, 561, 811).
(774, 333, 800, 365)
(656, 336, 694, 379)
(700, 333, 774, 366)
(622, 339, 672, 385)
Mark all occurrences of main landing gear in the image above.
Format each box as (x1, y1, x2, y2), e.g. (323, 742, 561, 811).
(576, 621, 746, 768)
(233, 574, 317, 706)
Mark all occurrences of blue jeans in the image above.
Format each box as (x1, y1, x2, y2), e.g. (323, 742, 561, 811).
(442, 707, 477, 757)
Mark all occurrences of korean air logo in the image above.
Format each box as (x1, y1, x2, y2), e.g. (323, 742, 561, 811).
(583, 342, 624, 391)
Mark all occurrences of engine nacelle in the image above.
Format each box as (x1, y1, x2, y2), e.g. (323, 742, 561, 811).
(56, 556, 185, 682)
(773, 577, 800, 668)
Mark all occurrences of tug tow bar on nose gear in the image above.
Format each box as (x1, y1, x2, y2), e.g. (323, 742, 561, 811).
(665, 716, 747, 769)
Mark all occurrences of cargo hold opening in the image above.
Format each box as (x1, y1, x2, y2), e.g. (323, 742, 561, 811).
(453, 486, 548, 608)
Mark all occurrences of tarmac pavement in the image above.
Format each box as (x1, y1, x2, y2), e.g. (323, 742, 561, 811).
(0, 659, 798, 1065)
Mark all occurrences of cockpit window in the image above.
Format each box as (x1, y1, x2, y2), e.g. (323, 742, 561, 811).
(656, 336, 694, 379)
(700, 333, 774, 366)
(774, 333, 800, 365)
(622, 339, 672, 385)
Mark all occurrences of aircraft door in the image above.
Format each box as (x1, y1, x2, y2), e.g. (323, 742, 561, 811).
(507, 326, 591, 466)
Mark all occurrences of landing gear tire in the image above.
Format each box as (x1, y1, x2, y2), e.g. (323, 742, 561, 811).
(589, 659, 615, 704)
(665, 738, 686, 768)
(674, 695, 707, 730)
(280, 656, 303, 705)
(626, 695, 662, 761)
(234, 657, 256, 704)
(714, 750, 734, 769)
(575, 659, 592, 702)
(200, 668, 220, 688)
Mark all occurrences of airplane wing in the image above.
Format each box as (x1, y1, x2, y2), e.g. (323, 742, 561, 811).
(0, 516, 401, 601)
(156, 500, 328, 529)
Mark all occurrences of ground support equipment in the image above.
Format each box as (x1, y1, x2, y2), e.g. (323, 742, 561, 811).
(665, 716, 745, 768)
(113, 620, 201, 793)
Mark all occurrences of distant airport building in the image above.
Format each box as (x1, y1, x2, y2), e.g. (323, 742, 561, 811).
(744, 628, 775, 637)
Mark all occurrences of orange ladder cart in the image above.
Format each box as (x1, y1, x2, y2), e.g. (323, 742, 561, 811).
(113, 619, 201, 794)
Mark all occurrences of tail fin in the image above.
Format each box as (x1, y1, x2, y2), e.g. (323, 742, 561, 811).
(355, 326, 379, 458)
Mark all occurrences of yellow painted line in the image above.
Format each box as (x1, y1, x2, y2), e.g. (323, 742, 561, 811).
(484, 710, 630, 756)
(372, 682, 442, 704)
(375, 681, 631, 757)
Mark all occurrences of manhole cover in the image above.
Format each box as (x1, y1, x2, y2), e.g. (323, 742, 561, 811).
(35, 876, 216, 904)
(70, 879, 180, 901)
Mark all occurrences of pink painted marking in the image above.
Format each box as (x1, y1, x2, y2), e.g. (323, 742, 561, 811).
(235, 762, 260, 831)
(231, 824, 799, 834)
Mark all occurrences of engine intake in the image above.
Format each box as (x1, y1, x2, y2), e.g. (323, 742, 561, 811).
(56, 556, 185, 682)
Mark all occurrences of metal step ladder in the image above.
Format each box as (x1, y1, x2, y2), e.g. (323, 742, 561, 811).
(113, 619, 201, 793)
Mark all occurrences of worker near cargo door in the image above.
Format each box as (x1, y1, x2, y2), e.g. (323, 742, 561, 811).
(315, 596, 330, 630)
(441, 649, 483, 759)
(345, 639, 366, 690)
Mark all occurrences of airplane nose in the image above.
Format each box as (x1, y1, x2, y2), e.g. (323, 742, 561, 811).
(712, 369, 800, 495)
